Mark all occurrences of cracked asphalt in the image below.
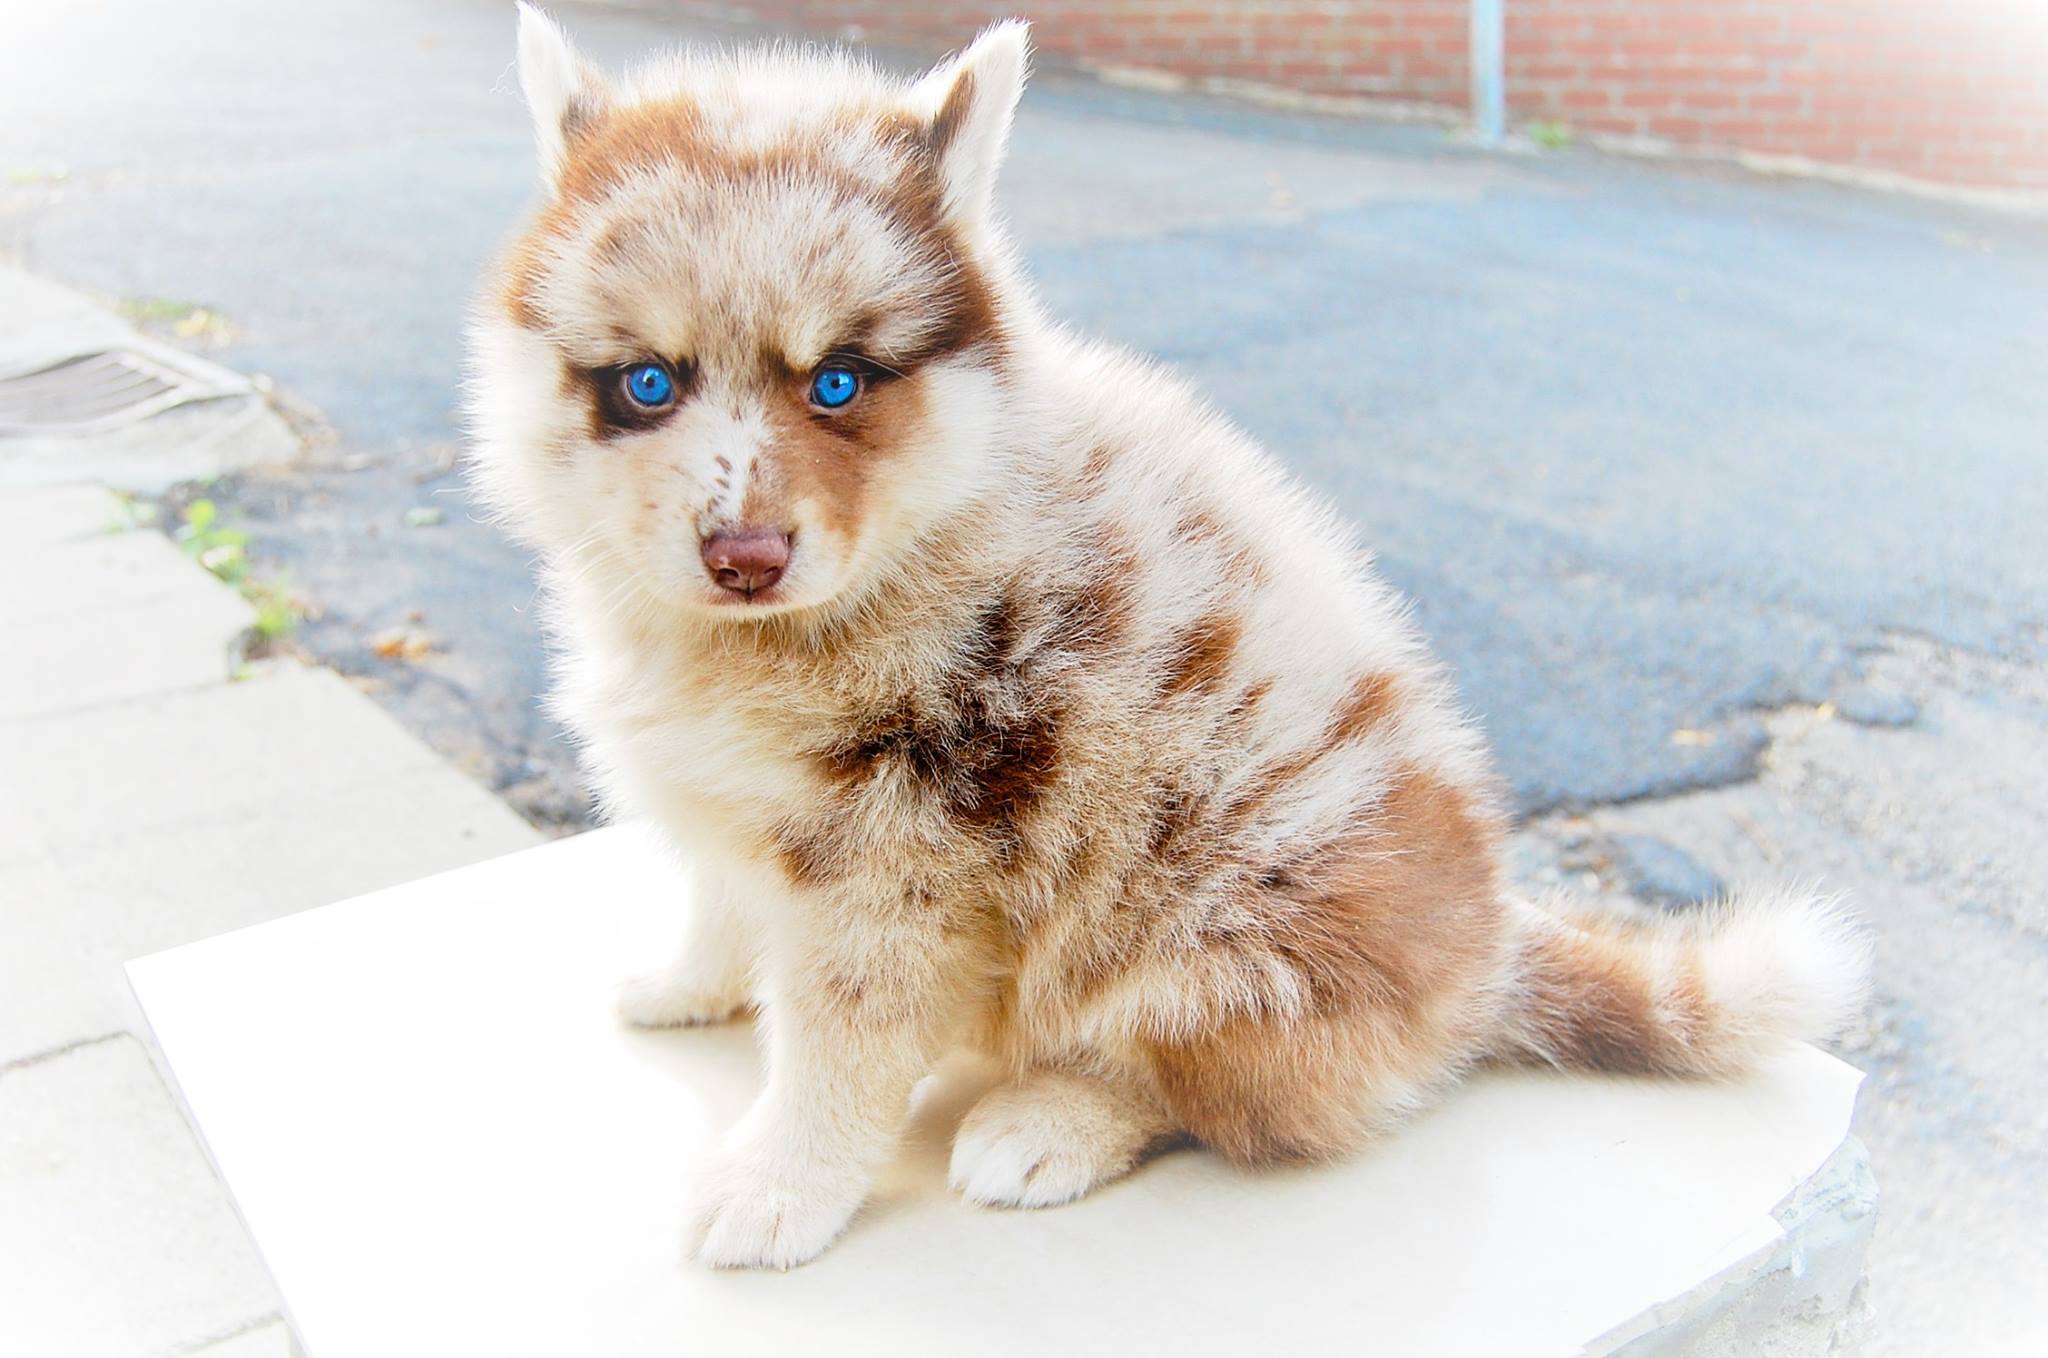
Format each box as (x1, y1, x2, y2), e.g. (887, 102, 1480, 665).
(4, 0, 2045, 1350)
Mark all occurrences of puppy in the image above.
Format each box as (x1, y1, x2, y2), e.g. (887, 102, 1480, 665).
(466, 6, 1868, 1269)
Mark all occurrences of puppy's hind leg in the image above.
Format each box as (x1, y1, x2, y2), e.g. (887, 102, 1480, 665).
(616, 868, 759, 1029)
(950, 1068, 1180, 1209)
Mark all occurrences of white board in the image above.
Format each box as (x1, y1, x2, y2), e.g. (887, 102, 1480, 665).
(128, 824, 1863, 1358)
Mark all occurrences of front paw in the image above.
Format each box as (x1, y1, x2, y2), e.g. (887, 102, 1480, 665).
(614, 969, 747, 1029)
(949, 1074, 1161, 1209)
(687, 1146, 868, 1270)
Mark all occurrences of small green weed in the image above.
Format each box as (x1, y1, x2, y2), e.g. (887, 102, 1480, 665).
(1527, 120, 1573, 149)
(247, 580, 300, 643)
(119, 296, 205, 323)
(118, 296, 237, 345)
(176, 499, 304, 649)
(177, 498, 251, 584)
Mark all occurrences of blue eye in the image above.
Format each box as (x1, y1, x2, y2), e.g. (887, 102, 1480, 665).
(623, 362, 674, 408)
(810, 365, 860, 410)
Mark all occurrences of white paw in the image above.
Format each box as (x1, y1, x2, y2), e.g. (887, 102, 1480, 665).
(686, 1146, 868, 1270)
(948, 1087, 1132, 1209)
(613, 969, 746, 1029)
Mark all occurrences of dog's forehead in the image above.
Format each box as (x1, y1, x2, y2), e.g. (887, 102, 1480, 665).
(539, 104, 952, 368)
(550, 172, 946, 369)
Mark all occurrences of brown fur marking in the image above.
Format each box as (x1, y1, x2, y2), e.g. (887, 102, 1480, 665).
(773, 821, 848, 887)
(501, 232, 552, 331)
(1054, 580, 1123, 652)
(818, 596, 1064, 851)
(1230, 676, 1275, 722)
(742, 371, 931, 537)
(927, 68, 977, 159)
(1517, 920, 1711, 1075)
(1174, 505, 1274, 586)
(1144, 767, 1504, 1164)
(1160, 612, 1241, 698)
(1330, 671, 1401, 746)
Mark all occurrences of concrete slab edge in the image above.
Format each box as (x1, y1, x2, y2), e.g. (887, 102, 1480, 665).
(1595, 1136, 1878, 1357)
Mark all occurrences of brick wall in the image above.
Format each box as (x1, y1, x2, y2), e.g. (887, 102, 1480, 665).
(707, 1, 2048, 192)
(1505, 1, 2048, 190)
(730, 2, 1476, 108)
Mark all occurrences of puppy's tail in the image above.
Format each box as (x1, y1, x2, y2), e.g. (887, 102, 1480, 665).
(1493, 888, 1870, 1078)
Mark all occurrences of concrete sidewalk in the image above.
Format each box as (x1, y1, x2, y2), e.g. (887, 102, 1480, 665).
(0, 269, 542, 1355)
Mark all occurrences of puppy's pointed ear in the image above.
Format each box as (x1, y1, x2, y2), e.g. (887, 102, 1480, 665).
(516, 3, 611, 190)
(908, 21, 1030, 239)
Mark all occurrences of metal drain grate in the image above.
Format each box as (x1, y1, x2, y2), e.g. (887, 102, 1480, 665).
(0, 340, 254, 435)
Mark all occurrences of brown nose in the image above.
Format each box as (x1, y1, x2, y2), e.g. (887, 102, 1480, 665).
(700, 529, 790, 596)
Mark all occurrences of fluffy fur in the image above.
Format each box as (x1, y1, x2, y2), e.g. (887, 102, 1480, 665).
(467, 5, 1871, 1270)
